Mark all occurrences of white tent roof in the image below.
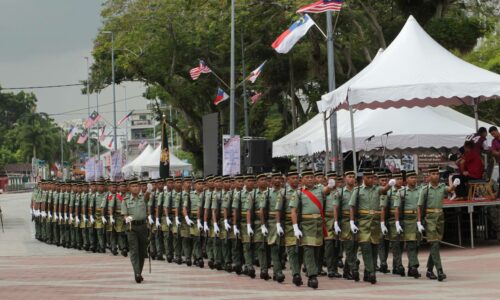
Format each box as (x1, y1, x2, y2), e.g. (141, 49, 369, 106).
(141, 146, 192, 172)
(122, 145, 154, 174)
(273, 106, 495, 157)
(318, 15, 500, 112)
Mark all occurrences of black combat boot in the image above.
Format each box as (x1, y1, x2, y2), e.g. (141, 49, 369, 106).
(437, 269, 447, 282)
(186, 259, 192, 267)
(368, 273, 377, 284)
(343, 271, 353, 280)
(408, 267, 421, 279)
(307, 276, 318, 289)
(260, 271, 270, 281)
(166, 255, 173, 263)
(275, 272, 285, 283)
(208, 259, 215, 269)
(292, 274, 303, 286)
(426, 269, 437, 280)
(233, 264, 242, 274)
(198, 258, 205, 268)
(352, 271, 360, 282)
(248, 268, 256, 279)
(378, 263, 389, 273)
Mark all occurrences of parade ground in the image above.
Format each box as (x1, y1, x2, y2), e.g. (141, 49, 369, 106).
(0, 192, 499, 300)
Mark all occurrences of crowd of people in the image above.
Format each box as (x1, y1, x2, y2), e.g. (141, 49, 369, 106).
(31, 166, 460, 288)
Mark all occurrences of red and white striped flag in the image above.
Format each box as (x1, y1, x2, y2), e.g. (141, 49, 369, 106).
(297, 0, 343, 14)
(77, 130, 88, 144)
(250, 92, 263, 105)
(84, 111, 102, 129)
(117, 111, 133, 126)
(189, 60, 211, 80)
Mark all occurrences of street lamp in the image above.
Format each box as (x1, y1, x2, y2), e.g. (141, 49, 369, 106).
(121, 85, 129, 161)
(84, 57, 91, 163)
(102, 30, 117, 151)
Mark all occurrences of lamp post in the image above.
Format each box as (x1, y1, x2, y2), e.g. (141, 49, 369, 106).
(122, 85, 129, 161)
(85, 57, 91, 161)
(102, 31, 117, 151)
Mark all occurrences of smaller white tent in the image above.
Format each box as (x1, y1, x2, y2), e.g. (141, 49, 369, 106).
(122, 145, 154, 175)
(141, 146, 192, 173)
(273, 106, 495, 157)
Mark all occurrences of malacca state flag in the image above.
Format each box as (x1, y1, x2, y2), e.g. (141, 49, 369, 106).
(271, 14, 315, 54)
(213, 88, 229, 106)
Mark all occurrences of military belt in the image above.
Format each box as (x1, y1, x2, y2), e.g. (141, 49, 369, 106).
(358, 210, 381, 215)
(390, 209, 417, 214)
(268, 211, 277, 216)
(342, 211, 351, 217)
(301, 213, 322, 219)
(426, 208, 443, 213)
(324, 212, 334, 218)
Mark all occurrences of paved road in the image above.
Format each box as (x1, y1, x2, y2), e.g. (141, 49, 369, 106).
(1, 192, 500, 300)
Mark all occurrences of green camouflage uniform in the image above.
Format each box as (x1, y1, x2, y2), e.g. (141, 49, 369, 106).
(276, 185, 299, 277)
(122, 194, 148, 276)
(333, 186, 358, 275)
(395, 185, 420, 269)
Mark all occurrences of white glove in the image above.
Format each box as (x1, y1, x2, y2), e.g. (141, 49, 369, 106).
(224, 219, 231, 231)
(213, 222, 220, 235)
(125, 216, 133, 224)
(233, 225, 240, 236)
(166, 217, 172, 227)
(34, 209, 40, 217)
(101, 216, 107, 224)
(396, 221, 404, 234)
(83, 216, 88, 223)
(64, 213, 68, 221)
(381, 222, 388, 234)
(276, 223, 284, 236)
(293, 223, 302, 239)
(350, 220, 359, 234)
(48, 212, 52, 219)
(54, 214, 58, 220)
(90, 215, 95, 224)
(75, 216, 80, 225)
(197, 219, 203, 230)
(41, 211, 47, 218)
(69, 214, 74, 222)
(334, 221, 341, 235)
(203, 221, 209, 233)
(388, 179, 396, 187)
(453, 178, 461, 187)
(175, 217, 181, 226)
(247, 223, 254, 236)
(417, 221, 425, 233)
(163, 186, 168, 192)
(156, 218, 161, 228)
(146, 183, 153, 193)
(110, 215, 115, 224)
(328, 178, 336, 188)
(148, 215, 154, 225)
(261, 224, 268, 236)
(59, 213, 63, 220)
(185, 216, 194, 226)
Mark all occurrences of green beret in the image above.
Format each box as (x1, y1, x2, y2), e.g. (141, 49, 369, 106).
(301, 169, 314, 176)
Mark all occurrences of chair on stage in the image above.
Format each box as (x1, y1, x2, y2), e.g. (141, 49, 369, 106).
(467, 179, 496, 201)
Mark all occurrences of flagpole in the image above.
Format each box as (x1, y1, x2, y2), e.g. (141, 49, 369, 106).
(96, 92, 100, 159)
(122, 85, 129, 162)
(327, 11, 340, 173)
(60, 128, 64, 180)
(85, 57, 91, 167)
(229, 0, 236, 137)
(241, 31, 249, 137)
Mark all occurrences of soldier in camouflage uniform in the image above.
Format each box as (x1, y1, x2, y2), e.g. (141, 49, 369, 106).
(172, 177, 184, 264)
(417, 166, 459, 282)
(250, 173, 271, 281)
(324, 172, 342, 279)
(180, 176, 194, 266)
(52, 182, 61, 246)
(210, 176, 225, 270)
(202, 176, 216, 268)
(87, 181, 97, 252)
(230, 175, 245, 274)
(349, 169, 393, 284)
(73, 183, 83, 249)
(376, 171, 391, 274)
(184, 177, 205, 268)
(157, 177, 174, 262)
(221, 176, 234, 272)
(79, 182, 90, 251)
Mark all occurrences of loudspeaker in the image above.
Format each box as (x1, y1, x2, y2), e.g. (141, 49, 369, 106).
(243, 139, 272, 172)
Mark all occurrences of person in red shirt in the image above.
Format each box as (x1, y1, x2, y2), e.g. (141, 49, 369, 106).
(461, 141, 484, 179)
(464, 127, 489, 155)
(489, 126, 500, 198)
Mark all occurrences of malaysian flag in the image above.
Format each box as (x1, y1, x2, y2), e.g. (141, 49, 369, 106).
(66, 126, 78, 142)
(77, 130, 88, 144)
(189, 60, 211, 80)
(297, 0, 343, 13)
(117, 110, 133, 126)
(98, 125, 106, 142)
(84, 111, 102, 129)
(250, 92, 263, 104)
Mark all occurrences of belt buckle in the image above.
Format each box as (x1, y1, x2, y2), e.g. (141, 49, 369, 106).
(369, 209, 375, 215)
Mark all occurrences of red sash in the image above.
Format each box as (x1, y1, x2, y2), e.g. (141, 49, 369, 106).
(116, 193, 124, 202)
(301, 188, 328, 237)
(107, 194, 113, 201)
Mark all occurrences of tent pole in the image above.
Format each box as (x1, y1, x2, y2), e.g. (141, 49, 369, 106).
(323, 112, 330, 172)
(349, 104, 358, 173)
(474, 98, 479, 131)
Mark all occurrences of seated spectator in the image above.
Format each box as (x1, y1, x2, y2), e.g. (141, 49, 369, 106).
(454, 141, 485, 198)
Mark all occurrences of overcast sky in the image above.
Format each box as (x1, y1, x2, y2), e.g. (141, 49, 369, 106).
(0, 0, 149, 132)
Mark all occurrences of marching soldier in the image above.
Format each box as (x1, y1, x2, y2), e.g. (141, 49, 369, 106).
(376, 171, 391, 274)
(122, 179, 153, 283)
(384, 172, 406, 276)
(265, 172, 286, 283)
(203, 176, 215, 268)
(324, 172, 342, 279)
(250, 173, 271, 281)
(184, 177, 205, 267)
(79, 182, 90, 251)
(417, 166, 460, 281)
(290, 169, 335, 289)
(172, 177, 184, 264)
(94, 179, 107, 253)
(349, 169, 394, 284)
(180, 176, 194, 266)
(229, 175, 245, 274)
(148, 180, 163, 260)
(210, 176, 225, 270)
(52, 182, 61, 246)
(157, 177, 174, 262)
(73, 183, 83, 249)
(115, 182, 129, 256)
(103, 182, 118, 255)
(87, 181, 97, 252)
(333, 170, 359, 280)
(221, 176, 234, 272)
(396, 170, 421, 278)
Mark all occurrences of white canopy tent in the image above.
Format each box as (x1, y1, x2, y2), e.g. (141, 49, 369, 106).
(122, 145, 154, 175)
(273, 106, 495, 157)
(315, 15, 500, 170)
(141, 146, 192, 173)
